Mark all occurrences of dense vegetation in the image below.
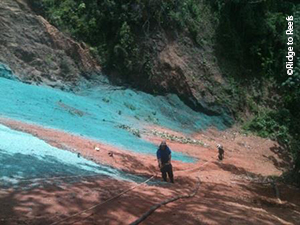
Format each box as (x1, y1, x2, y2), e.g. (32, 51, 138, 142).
(210, 0, 300, 183)
(28, 0, 299, 184)
(29, 0, 207, 81)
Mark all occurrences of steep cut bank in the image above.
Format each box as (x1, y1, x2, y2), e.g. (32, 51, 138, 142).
(0, 0, 100, 89)
(27, 0, 234, 119)
(0, 0, 233, 121)
(135, 30, 229, 117)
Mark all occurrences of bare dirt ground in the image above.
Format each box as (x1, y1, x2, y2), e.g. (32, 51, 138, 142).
(1, 118, 300, 225)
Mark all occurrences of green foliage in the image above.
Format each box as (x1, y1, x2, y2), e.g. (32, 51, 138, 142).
(28, 0, 207, 78)
(244, 108, 300, 178)
(208, 0, 300, 181)
(243, 109, 291, 145)
(212, 0, 298, 80)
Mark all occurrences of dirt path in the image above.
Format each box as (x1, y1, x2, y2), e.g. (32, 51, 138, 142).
(0, 118, 299, 225)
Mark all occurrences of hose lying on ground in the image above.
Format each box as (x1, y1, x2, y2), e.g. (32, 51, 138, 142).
(129, 177, 201, 225)
(49, 174, 156, 225)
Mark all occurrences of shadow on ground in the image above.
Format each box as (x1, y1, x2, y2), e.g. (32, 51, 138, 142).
(1, 161, 300, 225)
(268, 145, 293, 171)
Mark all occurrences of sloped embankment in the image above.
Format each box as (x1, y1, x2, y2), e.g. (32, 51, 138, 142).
(0, 124, 148, 187)
(0, 63, 231, 162)
(0, 0, 100, 89)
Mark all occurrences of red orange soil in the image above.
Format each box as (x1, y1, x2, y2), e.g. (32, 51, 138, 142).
(1, 118, 300, 225)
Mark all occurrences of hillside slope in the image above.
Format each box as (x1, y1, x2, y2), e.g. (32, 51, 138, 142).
(0, 1, 299, 224)
(26, 0, 236, 118)
(0, 0, 100, 89)
(1, 115, 299, 225)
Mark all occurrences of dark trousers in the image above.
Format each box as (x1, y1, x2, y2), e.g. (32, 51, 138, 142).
(218, 153, 224, 160)
(161, 164, 174, 183)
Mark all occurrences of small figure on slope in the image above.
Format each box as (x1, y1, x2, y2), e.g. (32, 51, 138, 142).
(217, 144, 224, 161)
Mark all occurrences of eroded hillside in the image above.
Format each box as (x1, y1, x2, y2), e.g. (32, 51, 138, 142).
(0, 0, 100, 89)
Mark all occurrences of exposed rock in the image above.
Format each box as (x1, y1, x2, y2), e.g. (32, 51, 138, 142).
(117, 124, 141, 138)
(117, 123, 207, 146)
(0, 0, 100, 88)
(131, 29, 232, 120)
(150, 129, 207, 147)
(153, 36, 228, 116)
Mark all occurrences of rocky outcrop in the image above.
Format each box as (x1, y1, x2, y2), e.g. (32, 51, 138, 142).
(0, 0, 100, 88)
(135, 31, 232, 118)
(155, 40, 222, 115)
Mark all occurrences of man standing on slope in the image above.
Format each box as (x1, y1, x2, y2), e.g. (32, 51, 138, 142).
(217, 144, 224, 161)
(157, 140, 174, 183)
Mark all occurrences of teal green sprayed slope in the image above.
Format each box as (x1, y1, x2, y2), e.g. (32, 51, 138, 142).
(0, 63, 232, 163)
(0, 124, 149, 186)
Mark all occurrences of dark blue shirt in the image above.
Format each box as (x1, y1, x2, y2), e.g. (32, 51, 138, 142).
(157, 146, 171, 164)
